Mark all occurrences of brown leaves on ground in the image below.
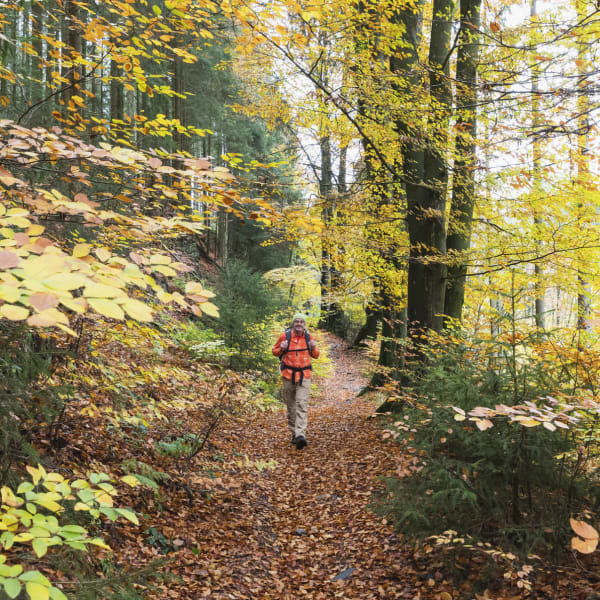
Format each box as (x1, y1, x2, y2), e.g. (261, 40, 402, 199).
(44, 331, 600, 599)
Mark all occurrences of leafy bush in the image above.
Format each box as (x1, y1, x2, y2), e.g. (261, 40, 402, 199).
(173, 321, 234, 364)
(213, 260, 285, 370)
(377, 329, 600, 559)
(120, 459, 170, 494)
(0, 324, 74, 483)
(0, 465, 139, 600)
(156, 435, 201, 460)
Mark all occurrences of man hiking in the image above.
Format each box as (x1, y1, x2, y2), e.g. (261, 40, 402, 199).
(272, 314, 319, 450)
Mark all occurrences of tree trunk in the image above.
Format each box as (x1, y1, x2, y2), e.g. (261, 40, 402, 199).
(61, 0, 81, 107)
(444, 0, 482, 322)
(172, 54, 186, 156)
(32, 0, 44, 105)
(322, 143, 347, 336)
(529, 0, 545, 330)
(110, 47, 124, 129)
(575, 0, 591, 332)
(319, 134, 333, 329)
(217, 208, 229, 268)
(392, 0, 452, 338)
(352, 303, 380, 347)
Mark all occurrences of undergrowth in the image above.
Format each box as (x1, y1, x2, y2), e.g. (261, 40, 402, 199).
(376, 326, 600, 570)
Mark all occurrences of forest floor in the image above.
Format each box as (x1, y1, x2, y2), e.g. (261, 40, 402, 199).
(141, 334, 430, 599)
(55, 330, 600, 599)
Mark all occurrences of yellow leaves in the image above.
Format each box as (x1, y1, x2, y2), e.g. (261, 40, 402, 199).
(1, 488, 23, 509)
(0, 175, 21, 187)
(150, 254, 172, 265)
(0, 121, 227, 331)
(6, 216, 31, 229)
(42, 272, 87, 292)
(185, 281, 212, 297)
(25, 582, 49, 600)
(453, 407, 466, 422)
(87, 298, 125, 320)
(156, 290, 173, 303)
(120, 298, 153, 321)
(22, 255, 63, 279)
(152, 265, 177, 277)
(95, 248, 112, 262)
(26, 466, 43, 486)
(60, 297, 86, 314)
(70, 95, 85, 108)
(513, 417, 541, 427)
(93, 490, 113, 507)
(83, 283, 124, 299)
(166, 0, 191, 10)
(571, 518, 598, 554)
(197, 301, 219, 318)
(73, 243, 92, 258)
(0, 305, 28, 321)
(83, 19, 109, 43)
(120, 475, 139, 487)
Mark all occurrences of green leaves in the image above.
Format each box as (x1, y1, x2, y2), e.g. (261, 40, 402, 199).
(0, 465, 140, 598)
(3, 578, 21, 599)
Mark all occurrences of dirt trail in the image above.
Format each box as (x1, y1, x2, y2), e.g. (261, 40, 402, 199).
(158, 336, 420, 599)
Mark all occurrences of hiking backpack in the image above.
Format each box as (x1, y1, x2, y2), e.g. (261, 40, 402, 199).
(279, 327, 312, 384)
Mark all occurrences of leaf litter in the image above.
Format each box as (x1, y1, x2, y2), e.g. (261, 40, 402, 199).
(42, 328, 600, 599)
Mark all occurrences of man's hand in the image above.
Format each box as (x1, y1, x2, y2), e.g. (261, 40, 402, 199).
(280, 340, 289, 351)
(309, 340, 316, 350)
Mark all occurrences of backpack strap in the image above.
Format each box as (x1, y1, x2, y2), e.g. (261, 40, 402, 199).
(280, 328, 312, 384)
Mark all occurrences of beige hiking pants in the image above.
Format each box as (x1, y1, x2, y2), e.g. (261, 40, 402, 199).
(282, 377, 311, 438)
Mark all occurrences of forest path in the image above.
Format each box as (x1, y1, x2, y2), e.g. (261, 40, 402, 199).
(159, 335, 424, 599)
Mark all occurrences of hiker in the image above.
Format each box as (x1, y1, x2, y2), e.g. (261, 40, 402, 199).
(272, 314, 319, 450)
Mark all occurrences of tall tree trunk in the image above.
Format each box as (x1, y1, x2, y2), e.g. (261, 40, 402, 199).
(217, 209, 229, 268)
(392, 0, 452, 338)
(323, 143, 347, 336)
(530, 0, 545, 330)
(32, 0, 44, 105)
(444, 0, 482, 322)
(172, 54, 186, 157)
(61, 0, 81, 107)
(575, 0, 591, 332)
(319, 134, 333, 328)
(110, 46, 124, 130)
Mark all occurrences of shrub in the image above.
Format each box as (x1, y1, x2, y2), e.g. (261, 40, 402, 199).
(173, 321, 234, 364)
(0, 323, 74, 483)
(377, 329, 600, 559)
(213, 260, 285, 370)
(0, 465, 139, 600)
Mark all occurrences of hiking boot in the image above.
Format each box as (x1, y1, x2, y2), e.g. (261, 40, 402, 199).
(291, 435, 297, 444)
(295, 435, 307, 450)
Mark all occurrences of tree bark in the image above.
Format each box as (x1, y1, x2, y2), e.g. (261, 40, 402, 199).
(575, 0, 591, 332)
(319, 134, 333, 328)
(392, 0, 452, 338)
(444, 0, 482, 322)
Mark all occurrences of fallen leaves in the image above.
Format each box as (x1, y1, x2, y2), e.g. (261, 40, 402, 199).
(18, 326, 600, 600)
(571, 518, 599, 554)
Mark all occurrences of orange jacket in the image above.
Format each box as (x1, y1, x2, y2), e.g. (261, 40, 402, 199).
(272, 330, 319, 382)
